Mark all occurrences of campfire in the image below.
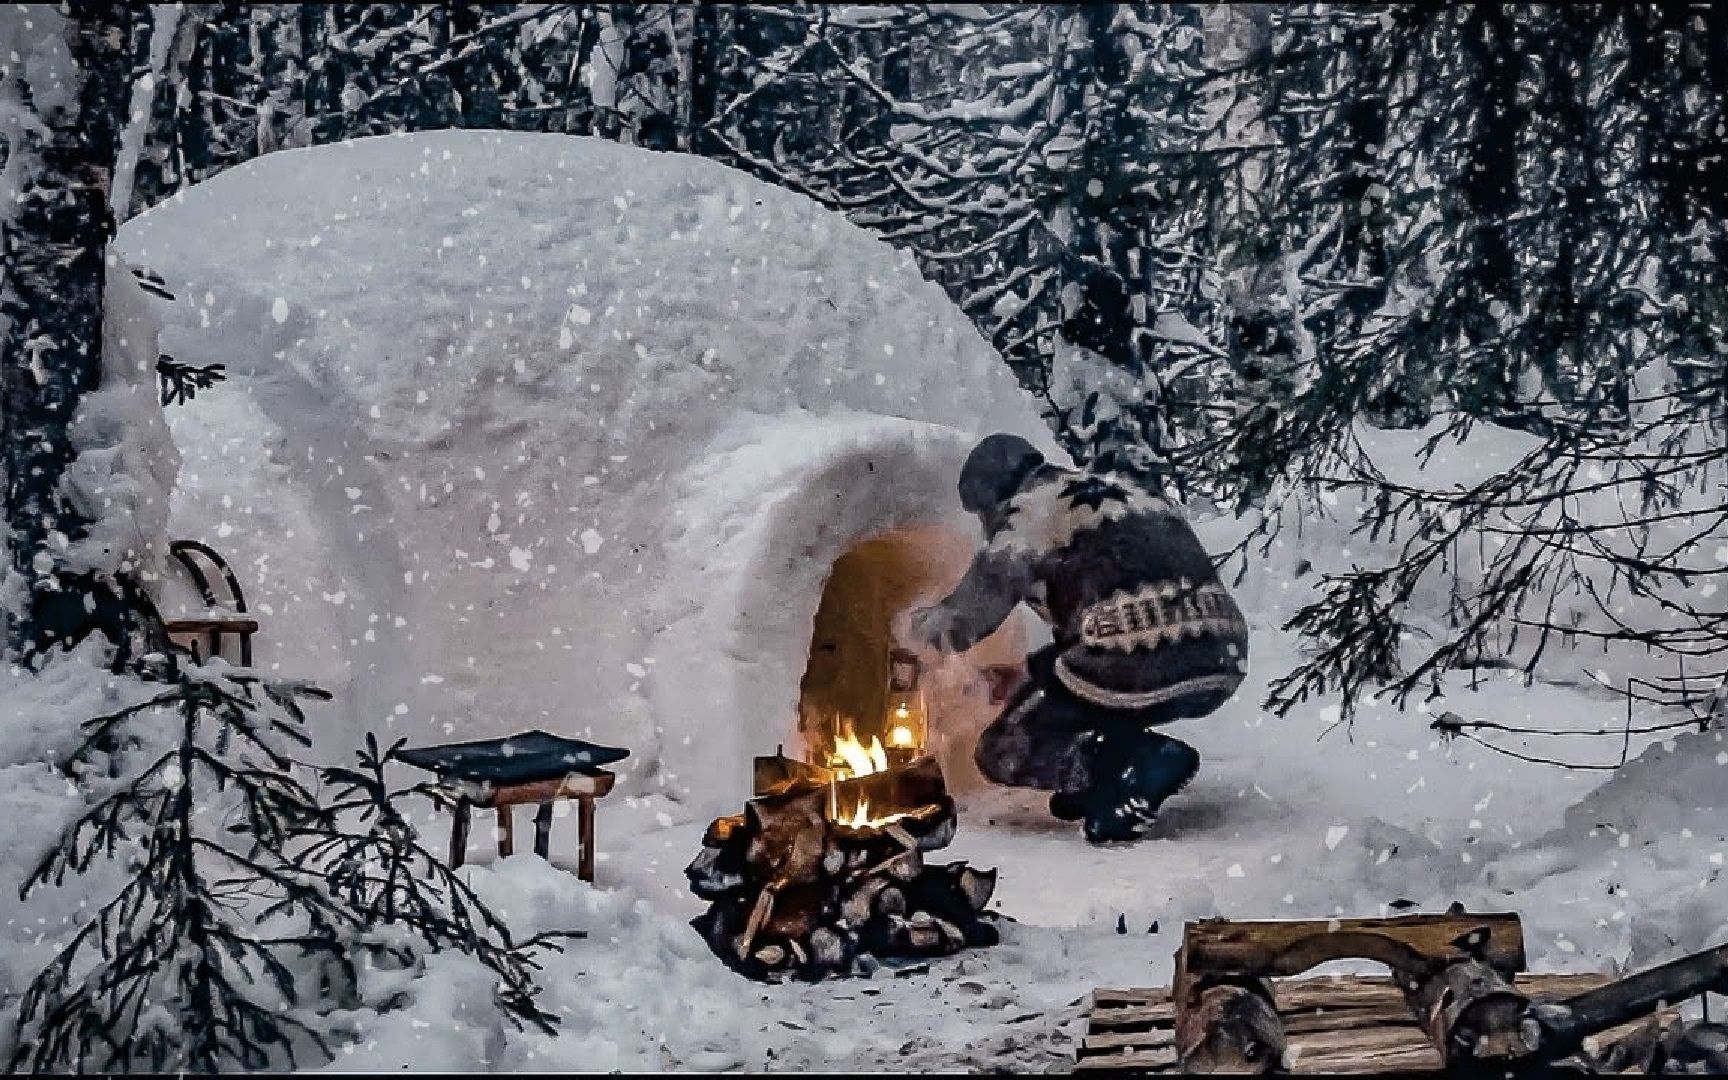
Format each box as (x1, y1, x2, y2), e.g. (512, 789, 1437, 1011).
(686, 653, 1000, 980)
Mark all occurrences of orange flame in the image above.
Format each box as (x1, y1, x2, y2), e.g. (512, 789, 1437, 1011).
(826, 726, 904, 827)
(832, 729, 888, 778)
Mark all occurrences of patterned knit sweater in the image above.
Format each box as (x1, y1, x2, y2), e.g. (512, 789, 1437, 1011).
(913, 464, 1248, 717)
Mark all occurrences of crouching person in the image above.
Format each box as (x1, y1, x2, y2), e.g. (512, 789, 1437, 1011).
(906, 434, 1248, 843)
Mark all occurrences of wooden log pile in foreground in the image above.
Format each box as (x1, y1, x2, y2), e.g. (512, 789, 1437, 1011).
(685, 756, 1000, 981)
(1164, 908, 1728, 1074)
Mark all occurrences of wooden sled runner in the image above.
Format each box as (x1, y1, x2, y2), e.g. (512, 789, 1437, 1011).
(1078, 907, 1726, 1074)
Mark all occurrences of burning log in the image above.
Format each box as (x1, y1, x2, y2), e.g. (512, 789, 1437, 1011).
(686, 756, 999, 981)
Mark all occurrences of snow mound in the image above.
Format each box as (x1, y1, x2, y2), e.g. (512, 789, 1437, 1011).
(116, 131, 1054, 811)
(1479, 727, 1728, 972)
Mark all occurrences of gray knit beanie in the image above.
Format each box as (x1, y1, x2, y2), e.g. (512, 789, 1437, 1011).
(958, 433, 1046, 514)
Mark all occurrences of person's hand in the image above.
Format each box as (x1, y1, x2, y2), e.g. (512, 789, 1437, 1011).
(904, 605, 951, 653)
(980, 664, 1026, 705)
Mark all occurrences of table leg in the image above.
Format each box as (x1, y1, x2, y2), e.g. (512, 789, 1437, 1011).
(578, 795, 596, 882)
(450, 801, 472, 868)
(534, 801, 554, 859)
(496, 805, 514, 858)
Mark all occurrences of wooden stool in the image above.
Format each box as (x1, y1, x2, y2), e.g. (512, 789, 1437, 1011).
(394, 729, 630, 884)
(448, 771, 616, 881)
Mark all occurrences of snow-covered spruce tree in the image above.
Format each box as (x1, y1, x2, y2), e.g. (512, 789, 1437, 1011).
(12, 665, 577, 1070)
(9, 662, 349, 1071)
(1019, 4, 1233, 487)
(1194, 5, 1413, 510)
(124, 5, 649, 213)
(296, 733, 572, 1036)
(0, 4, 150, 662)
(1244, 7, 1728, 732)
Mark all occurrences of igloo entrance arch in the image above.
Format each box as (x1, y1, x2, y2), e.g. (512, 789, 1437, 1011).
(652, 413, 1056, 811)
(795, 524, 1026, 794)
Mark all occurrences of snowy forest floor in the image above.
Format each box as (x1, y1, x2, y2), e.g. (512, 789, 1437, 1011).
(5, 132, 1720, 1072)
(332, 641, 1726, 1072)
(5, 596, 1720, 1072)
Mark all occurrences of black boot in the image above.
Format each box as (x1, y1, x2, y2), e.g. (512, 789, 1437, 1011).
(1082, 801, 1149, 843)
(1120, 731, 1200, 818)
(1048, 790, 1087, 821)
(1078, 730, 1200, 844)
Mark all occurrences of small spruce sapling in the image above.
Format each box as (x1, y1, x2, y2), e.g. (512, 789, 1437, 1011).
(9, 664, 352, 1072)
(10, 674, 583, 1071)
(297, 733, 579, 1035)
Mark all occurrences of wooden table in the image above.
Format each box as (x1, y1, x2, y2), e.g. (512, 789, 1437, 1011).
(447, 770, 616, 881)
(394, 730, 629, 884)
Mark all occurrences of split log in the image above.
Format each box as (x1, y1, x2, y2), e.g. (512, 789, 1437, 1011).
(805, 926, 852, 972)
(840, 875, 894, 925)
(703, 813, 746, 846)
(736, 886, 777, 961)
(951, 864, 997, 911)
(744, 788, 831, 889)
(1174, 979, 1286, 1075)
(931, 916, 967, 953)
(1523, 942, 1728, 1065)
(1586, 1017, 1728, 1073)
(879, 848, 923, 883)
(753, 747, 834, 796)
(1652, 1020, 1728, 1073)
(754, 943, 786, 969)
(763, 882, 827, 942)
(685, 845, 747, 899)
(911, 863, 995, 914)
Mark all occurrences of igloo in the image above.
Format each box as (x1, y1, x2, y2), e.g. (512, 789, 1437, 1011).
(118, 131, 1058, 814)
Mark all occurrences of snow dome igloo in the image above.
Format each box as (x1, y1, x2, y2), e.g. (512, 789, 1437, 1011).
(117, 131, 1058, 814)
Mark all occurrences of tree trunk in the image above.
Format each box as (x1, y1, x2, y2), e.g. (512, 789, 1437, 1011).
(111, 4, 185, 221)
(0, 3, 140, 659)
(672, 1, 696, 152)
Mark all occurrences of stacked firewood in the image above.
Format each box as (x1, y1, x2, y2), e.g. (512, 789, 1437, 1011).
(686, 756, 1000, 981)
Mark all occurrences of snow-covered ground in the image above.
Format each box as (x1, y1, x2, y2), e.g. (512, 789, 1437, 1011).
(2, 132, 1723, 1071)
(315, 590, 1724, 1072)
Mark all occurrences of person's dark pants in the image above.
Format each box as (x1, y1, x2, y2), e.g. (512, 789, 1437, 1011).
(974, 645, 1200, 842)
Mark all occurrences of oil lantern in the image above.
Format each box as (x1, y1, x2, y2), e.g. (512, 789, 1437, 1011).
(883, 647, 927, 766)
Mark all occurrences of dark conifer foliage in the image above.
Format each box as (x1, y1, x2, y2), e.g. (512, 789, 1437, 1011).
(10, 666, 346, 1072)
(12, 2, 1727, 738)
(1232, 6, 1728, 722)
(11, 667, 575, 1071)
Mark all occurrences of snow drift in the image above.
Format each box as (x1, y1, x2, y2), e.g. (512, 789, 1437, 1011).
(116, 131, 1056, 811)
